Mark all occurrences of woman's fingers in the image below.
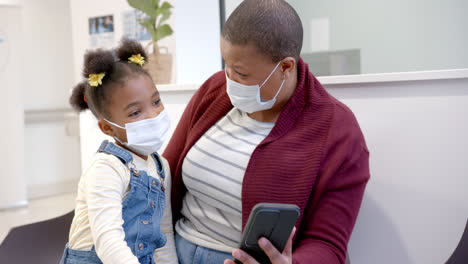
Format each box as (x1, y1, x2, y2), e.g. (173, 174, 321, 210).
(258, 237, 282, 261)
(283, 226, 296, 256)
(228, 227, 297, 264)
(231, 249, 259, 264)
(258, 226, 296, 263)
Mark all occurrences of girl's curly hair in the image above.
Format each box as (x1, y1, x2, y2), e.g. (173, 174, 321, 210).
(69, 38, 149, 118)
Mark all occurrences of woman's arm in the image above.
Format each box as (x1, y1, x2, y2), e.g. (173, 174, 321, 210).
(293, 102, 370, 264)
(293, 146, 369, 264)
(85, 157, 140, 264)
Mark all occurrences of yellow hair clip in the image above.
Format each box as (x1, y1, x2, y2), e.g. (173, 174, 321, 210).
(128, 54, 145, 66)
(88, 73, 105, 87)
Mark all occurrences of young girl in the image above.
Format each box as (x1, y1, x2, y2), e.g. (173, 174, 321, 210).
(60, 39, 178, 264)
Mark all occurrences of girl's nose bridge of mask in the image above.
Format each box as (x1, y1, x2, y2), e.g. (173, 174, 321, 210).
(105, 108, 162, 130)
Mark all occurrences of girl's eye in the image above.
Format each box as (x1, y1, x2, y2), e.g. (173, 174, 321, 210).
(153, 99, 161, 106)
(129, 111, 140, 117)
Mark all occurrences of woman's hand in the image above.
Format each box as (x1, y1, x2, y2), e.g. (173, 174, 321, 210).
(224, 227, 296, 264)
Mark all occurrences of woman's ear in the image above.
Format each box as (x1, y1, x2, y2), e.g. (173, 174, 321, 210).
(280, 57, 296, 80)
(98, 119, 114, 137)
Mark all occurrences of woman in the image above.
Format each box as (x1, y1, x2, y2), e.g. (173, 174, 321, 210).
(163, 1, 370, 263)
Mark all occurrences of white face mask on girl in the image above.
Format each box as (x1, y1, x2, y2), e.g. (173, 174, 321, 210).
(226, 61, 285, 114)
(104, 109, 171, 156)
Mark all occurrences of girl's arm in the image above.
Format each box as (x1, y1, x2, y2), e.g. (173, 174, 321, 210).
(153, 158, 179, 263)
(85, 156, 140, 264)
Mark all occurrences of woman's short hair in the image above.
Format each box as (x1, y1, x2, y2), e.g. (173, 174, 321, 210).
(221, 0, 303, 62)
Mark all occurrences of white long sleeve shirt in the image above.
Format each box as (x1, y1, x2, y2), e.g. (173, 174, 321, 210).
(68, 149, 178, 264)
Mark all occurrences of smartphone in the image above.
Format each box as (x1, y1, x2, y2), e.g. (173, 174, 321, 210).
(234, 203, 300, 264)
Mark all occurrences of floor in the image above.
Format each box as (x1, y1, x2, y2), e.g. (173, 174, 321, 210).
(0, 192, 76, 244)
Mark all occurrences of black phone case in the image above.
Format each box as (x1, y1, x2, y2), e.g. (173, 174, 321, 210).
(235, 203, 300, 264)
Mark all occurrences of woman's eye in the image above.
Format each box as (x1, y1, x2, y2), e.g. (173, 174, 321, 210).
(236, 71, 247, 77)
(153, 99, 161, 106)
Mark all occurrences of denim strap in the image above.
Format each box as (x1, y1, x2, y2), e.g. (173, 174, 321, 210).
(97, 140, 133, 165)
(150, 152, 166, 179)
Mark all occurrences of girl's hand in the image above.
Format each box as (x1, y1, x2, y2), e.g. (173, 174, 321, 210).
(224, 227, 296, 264)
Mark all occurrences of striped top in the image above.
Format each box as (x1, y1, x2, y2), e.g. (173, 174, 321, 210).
(176, 108, 274, 252)
(68, 148, 178, 264)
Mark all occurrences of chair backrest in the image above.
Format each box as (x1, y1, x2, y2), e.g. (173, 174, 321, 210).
(0, 210, 74, 264)
(446, 218, 468, 264)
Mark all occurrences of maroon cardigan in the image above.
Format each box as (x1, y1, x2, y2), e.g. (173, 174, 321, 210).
(163, 59, 370, 264)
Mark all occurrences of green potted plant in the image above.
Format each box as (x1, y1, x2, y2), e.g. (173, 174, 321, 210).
(127, 0, 174, 84)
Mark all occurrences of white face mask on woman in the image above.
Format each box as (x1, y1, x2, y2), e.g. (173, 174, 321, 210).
(104, 109, 171, 156)
(226, 61, 285, 114)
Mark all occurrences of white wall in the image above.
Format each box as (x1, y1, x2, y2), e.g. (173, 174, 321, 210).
(327, 76, 468, 264)
(21, 0, 75, 110)
(0, 0, 20, 5)
(174, 0, 222, 84)
(0, 0, 76, 204)
(287, 0, 468, 74)
(20, 0, 80, 199)
(224, 0, 243, 17)
(0, 5, 27, 208)
(24, 113, 81, 198)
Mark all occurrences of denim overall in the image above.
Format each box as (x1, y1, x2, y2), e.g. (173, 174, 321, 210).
(60, 140, 167, 264)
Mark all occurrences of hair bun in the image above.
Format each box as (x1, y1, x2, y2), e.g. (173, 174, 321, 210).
(69, 81, 89, 112)
(116, 38, 147, 63)
(82, 49, 115, 78)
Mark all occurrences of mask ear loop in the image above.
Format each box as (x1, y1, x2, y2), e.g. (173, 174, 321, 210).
(104, 119, 126, 130)
(104, 119, 129, 154)
(105, 121, 139, 174)
(260, 73, 286, 103)
(271, 78, 286, 101)
(260, 61, 282, 88)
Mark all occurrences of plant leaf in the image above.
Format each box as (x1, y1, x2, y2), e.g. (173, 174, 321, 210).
(139, 17, 158, 41)
(157, 2, 173, 26)
(127, 0, 145, 12)
(150, 0, 160, 21)
(155, 24, 173, 41)
(152, 0, 160, 9)
(127, 0, 157, 18)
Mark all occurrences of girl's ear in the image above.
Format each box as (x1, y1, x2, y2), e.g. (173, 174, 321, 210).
(98, 119, 114, 137)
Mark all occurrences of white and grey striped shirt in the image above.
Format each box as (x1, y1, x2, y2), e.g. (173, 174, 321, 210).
(175, 108, 275, 252)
